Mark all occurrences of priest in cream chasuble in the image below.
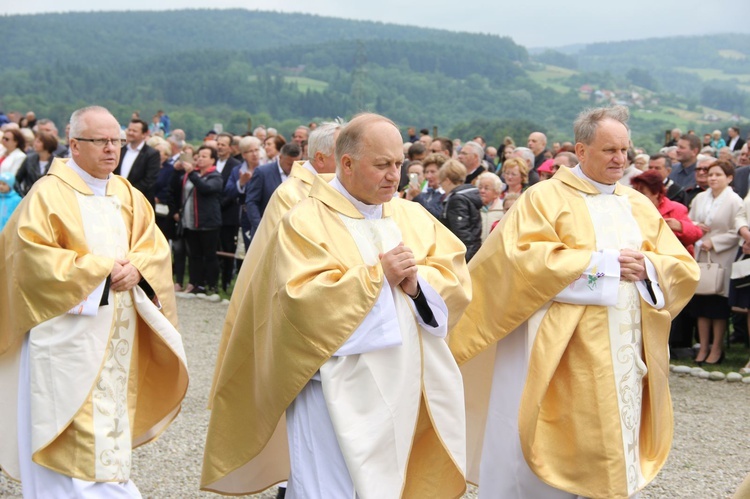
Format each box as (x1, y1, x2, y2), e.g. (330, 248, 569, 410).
(202, 114, 471, 498)
(450, 107, 699, 499)
(209, 149, 335, 406)
(0, 107, 188, 497)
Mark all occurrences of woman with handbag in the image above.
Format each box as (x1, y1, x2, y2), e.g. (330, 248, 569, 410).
(688, 160, 743, 365)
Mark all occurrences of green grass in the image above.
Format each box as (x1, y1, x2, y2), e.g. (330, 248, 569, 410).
(285, 76, 328, 93)
(674, 66, 750, 83)
(526, 64, 578, 94)
(671, 336, 750, 375)
(718, 49, 747, 60)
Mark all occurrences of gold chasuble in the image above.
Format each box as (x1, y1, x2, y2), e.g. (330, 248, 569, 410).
(208, 162, 332, 405)
(449, 167, 699, 499)
(202, 177, 471, 497)
(0, 159, 189, 482)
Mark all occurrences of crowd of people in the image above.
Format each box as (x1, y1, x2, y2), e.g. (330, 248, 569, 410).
(2, 111, 750, 372)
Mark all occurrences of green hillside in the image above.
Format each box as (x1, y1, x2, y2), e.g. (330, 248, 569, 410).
(0, 10, 747, 152)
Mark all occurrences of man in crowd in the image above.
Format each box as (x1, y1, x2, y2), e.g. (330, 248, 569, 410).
(648, 153, 687, 205)
(527, 131, 548, 169)
(666, 127, 681, 147)
(669, 134, 701, 189)
(728, 126, 745, 152)
(684, 154, 712, 208)
(458, 140, 486, 184)
(553, 150, 578, 169)
(215, 133, 241, 293)
(244, 142, 301, 240)
(203, 113, 471, 498)
(431, 136, 454, 157)
(292, 126, 309, 152)
(115, 117, 161, 204)
(450, 105, 698, 499)
(0, 105, 188, 497)
(36, 118, 69, 157)
(225, 136, 263, 250)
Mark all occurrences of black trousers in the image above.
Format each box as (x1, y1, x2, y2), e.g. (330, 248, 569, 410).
(185, 228, 220, 290)
(172, 235, 187, 285)
(219, 224, 238, 290)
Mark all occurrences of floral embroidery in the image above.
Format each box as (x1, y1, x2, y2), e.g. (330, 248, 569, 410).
(587, 268, 606, 290)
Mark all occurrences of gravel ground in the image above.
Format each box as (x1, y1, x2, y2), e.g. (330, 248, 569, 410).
(2, 295, 749, 498)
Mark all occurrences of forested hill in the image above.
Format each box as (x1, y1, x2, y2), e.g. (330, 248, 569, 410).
(1, 10, 748, 151)
(0, 10, 527, 69)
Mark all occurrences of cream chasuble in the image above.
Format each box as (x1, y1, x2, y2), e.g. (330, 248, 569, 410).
(450, 166, 700, 499)
(202, 177, 471, 497)
(0, 159, 188, 487)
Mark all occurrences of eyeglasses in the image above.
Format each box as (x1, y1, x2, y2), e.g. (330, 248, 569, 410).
(74, 137, 127, 147)
(695, 167, 710, 172)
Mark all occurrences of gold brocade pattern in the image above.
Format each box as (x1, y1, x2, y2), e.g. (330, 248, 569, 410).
(93, 292, 136, 481)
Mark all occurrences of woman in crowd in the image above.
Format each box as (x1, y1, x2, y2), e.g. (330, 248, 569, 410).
(476, 171, 504, 243)
(498, 157, 528, 199)
(710, 129, 726, 151)
(176, 145, 223, 296)
(634, 153, 650, 171)
(631, 170, 702, 255)
(264, 135, 286, 163)
(496, 136, 515, 164)
(438, 159, 482, 261)
(1, 128, 27, 176)
(14, 131, 57, 196)
(688, 160, 743, 365)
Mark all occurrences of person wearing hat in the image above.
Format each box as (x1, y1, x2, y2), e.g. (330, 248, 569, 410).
(537, 158, 557, 180)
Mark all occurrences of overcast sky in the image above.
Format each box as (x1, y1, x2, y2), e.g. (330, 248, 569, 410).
(4, 0, 749, 48)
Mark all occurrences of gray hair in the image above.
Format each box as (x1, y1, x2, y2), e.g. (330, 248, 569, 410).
(513, 146, 535, 167)
(36, 118, 58, 134)
(573, 105, 629, 145)
(462, 141, 484, 160)
(697, 154, 714, 166)
(239, 136, 262, 152)
(69, 105, 116, 138)
(167, 135, 185, 149)
(308, 120, 345, 159)
(477, 171, 505, 193)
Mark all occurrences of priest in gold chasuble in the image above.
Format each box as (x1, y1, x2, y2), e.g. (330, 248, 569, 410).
(450, 106, 699, 499)
(0, 107, 188, 498)
(202, 113, 471, 498)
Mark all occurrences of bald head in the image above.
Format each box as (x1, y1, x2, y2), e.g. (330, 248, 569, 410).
(527, 132, 547, 156)
(336, 113, 403, 205)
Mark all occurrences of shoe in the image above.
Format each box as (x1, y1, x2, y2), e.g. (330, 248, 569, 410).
(670, 347, 694, 360)
(694, 352, 708, 365)
(190, 285, 206, 295)
(704, 351, 725, 366)
(184, 283, 195, 294)
(174, 283, 183, 292)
